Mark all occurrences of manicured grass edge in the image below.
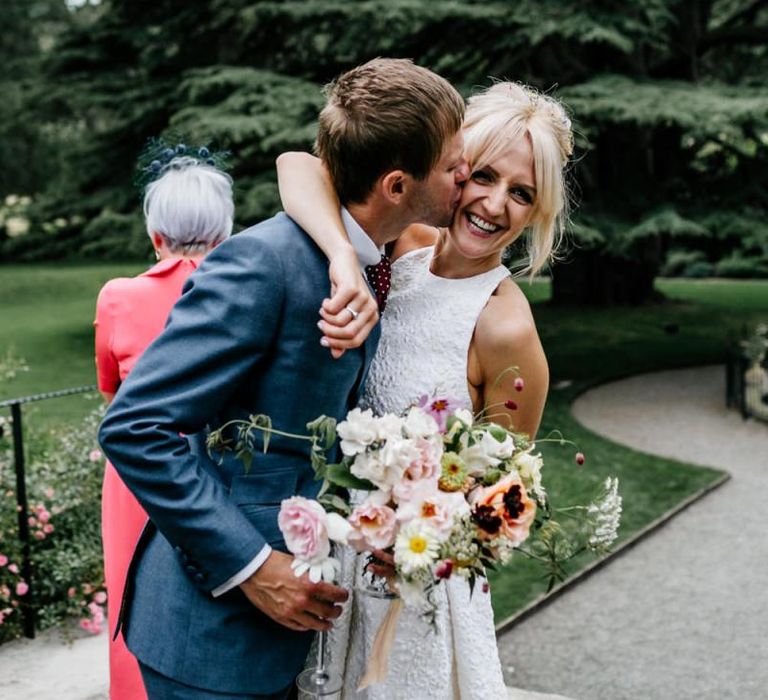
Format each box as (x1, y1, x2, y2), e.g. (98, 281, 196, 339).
(495, 466, 729, 635)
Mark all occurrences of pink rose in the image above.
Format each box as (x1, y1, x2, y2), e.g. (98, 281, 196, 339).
(89, 449, 102, 462)
(392, 438, 441, 503)
(0, 554, 7, 567)
(67, 587, 76, 599)
(348, 500, 398, 551)
(277, 497, 330, 563)
(43, 524, 54, 534)
(15, 582, 28, 596)
(34, 531, 45, 541)
(93, 591, 107, 604)
(38, 509, 51, 523)
(8, 564, 19, 574)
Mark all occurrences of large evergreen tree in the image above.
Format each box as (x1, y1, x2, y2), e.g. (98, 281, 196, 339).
(5, 0, 768, 304)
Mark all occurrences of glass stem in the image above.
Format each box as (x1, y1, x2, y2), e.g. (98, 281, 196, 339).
(316, 629, 326, 674)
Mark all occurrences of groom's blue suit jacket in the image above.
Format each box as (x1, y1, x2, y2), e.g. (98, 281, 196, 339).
(99, 214, 379, 694)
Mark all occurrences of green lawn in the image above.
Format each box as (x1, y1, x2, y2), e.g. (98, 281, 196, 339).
(488, 275, 766, 620)
(0, 263, 144, 425)
(1, 265, 766, 621)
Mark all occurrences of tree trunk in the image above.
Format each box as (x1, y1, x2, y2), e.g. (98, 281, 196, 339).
(550, 248, 662, 306)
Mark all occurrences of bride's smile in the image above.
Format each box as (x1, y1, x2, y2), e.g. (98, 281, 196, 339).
(443, 136, 537, 274)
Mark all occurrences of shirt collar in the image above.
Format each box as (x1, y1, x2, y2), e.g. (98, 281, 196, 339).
(342, 207, 383, 268)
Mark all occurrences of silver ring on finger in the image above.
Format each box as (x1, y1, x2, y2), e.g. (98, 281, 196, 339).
(344, 305, 360, 321)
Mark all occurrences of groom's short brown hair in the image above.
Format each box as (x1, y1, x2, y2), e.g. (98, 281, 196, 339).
(315, 58, 464, 205)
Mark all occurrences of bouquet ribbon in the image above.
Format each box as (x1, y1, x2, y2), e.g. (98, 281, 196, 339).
(357, 598, 404, 690)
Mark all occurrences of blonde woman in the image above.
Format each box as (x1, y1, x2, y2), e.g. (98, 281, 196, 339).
(276, 82, 573, 698)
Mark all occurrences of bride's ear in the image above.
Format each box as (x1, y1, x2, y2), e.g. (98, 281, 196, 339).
(379, 169, 410, 205)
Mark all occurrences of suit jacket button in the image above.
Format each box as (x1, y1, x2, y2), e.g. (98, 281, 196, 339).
(194, 572, 206, 583)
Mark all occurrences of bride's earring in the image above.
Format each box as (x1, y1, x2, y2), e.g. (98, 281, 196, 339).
(154, 249, 161, 261)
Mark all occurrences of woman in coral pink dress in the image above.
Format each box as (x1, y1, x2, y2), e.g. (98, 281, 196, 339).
(94, 148, 234, 699)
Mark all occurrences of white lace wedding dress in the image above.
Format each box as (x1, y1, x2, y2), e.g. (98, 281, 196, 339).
(325, 246, 511, 699)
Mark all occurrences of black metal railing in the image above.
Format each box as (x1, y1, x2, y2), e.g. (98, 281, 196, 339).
(0, 385, 97, 639)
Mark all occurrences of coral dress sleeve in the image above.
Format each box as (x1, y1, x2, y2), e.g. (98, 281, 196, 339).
(94, 283, 121, 394)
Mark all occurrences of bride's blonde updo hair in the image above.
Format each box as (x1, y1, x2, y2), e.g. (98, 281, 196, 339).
(462, 82, 573, 276)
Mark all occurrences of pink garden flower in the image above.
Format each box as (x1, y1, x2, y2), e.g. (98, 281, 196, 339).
(514, 377, 525, 392)
(8, 564, 19, 574)
(67, 587, 76, 599)
(416, 395, 462, 433)
(34, 531, 45, 541)
(79, 618, 93, 632)
(93, 591, 107, 604)
(15, 582, 29, 596)
(89, 449, 102, 462)
(575, 452, 586, 465)
(43, 524, 54, 534)
(0, 554, 7, 567)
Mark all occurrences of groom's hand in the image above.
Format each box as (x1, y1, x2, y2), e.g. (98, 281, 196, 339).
(240, 550, 348, 632)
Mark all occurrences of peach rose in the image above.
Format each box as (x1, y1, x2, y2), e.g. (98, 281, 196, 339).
(471, 474, 536, 546)
(348, 499, 397, 551)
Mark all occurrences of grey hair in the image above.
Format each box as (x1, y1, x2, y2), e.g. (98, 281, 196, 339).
(144, 156, 234, 254)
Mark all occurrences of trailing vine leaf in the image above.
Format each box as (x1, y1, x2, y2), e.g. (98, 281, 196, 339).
(307, 414, 338, 451)
(249, 414, 273, 453)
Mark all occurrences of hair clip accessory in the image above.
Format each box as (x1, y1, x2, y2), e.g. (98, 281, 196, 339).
(134, 136, 231, 196)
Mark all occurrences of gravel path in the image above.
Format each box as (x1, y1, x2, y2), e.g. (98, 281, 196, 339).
(498, 365, 768, 700)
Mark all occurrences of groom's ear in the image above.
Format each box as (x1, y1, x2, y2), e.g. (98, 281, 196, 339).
(379, 169, 410, 204)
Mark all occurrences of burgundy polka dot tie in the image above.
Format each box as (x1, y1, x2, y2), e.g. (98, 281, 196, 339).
(365, 254, 392, 313)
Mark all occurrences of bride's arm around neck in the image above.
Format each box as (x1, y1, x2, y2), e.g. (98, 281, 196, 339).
(469, 278, 549, 439)
(276, 151, 378, 357)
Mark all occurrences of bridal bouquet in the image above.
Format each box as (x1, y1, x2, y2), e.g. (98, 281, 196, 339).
(210, 393, 622, 614)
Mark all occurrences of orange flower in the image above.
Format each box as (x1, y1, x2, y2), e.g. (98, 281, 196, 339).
(471, 475, 536, 546)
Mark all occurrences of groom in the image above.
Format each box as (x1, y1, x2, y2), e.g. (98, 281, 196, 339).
(99, 58, 467, 699)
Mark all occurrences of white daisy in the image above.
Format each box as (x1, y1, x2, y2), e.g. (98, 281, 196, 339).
(394, 520, 440, 575)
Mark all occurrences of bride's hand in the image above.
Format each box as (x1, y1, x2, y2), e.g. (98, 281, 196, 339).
(366, 548, 396, 580)
(318, 247, 379, 359)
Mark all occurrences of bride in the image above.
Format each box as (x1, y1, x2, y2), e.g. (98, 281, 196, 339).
(277, 81, 573, 699)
